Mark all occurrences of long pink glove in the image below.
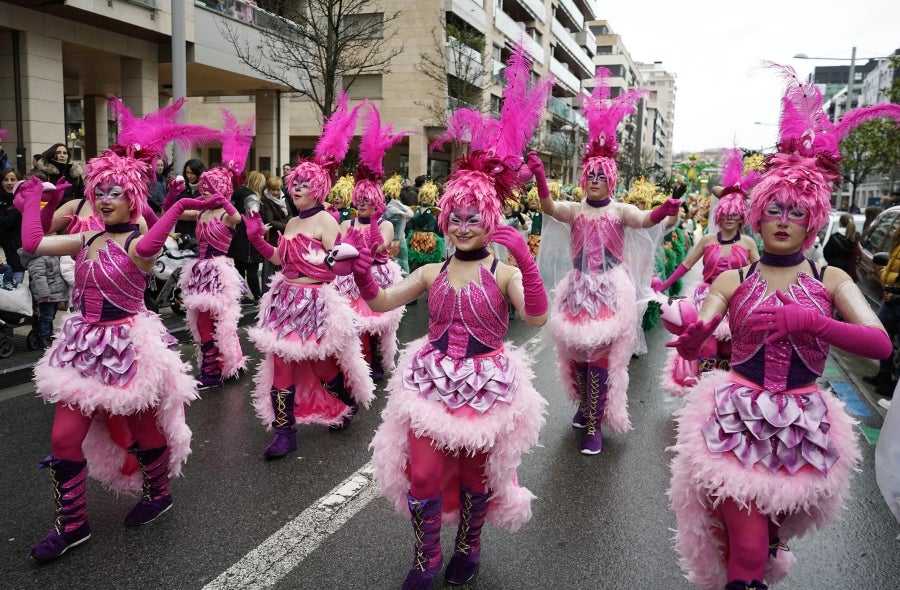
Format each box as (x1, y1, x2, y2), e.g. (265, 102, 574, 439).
(666, 314, 723, 360)
(649, 198, 682, 225)
(243, 211, 275, 260)
(162, 178, 186, 212)
(347, 219, 382, 300)
(754, 291, 893, 359)
(652, 263, 689, 293)
(135, 194, 223, 259)
(142, 206, 159, 229)
(204, 186, 238, 216)
(492, 225, 548, 316)
(41, 177, 70, 232)
(526, 151, 550, 200)
(18, 176, 48, 253)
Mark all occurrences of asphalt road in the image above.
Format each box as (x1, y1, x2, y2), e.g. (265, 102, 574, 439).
(1, 296, 898, 590)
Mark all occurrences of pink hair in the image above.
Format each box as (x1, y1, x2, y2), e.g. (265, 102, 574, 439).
(714, 193, 749, 228)
(437, 169, 503, 242)
(285, 162, 332, 204)
(579, 157, 618, 197)
(84, 152, 150, 223)
(352, 104, 411, 213)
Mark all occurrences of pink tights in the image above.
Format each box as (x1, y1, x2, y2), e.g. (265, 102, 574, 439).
(196, 310, 215, 343)
(720, 498, 770, 582)
(51, 404, 167, 461)
(407, 432, 487, 499)
(272, 354, 340, 390)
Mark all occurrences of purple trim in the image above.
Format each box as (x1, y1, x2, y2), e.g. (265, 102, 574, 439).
(454, 247, 490, 261)
(760, 250, 805, 267)
(356, 216, 371, 225)
(105, 222, 140, 234)
(717, 231, 741, 245)
(297, 204, 324, 219)
(585, 197, 611, 208)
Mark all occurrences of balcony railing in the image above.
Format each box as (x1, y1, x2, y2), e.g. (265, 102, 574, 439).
(549, 57, 581, 95)
(512, 0, 547, 22)
(551, 19, 593, 78)
(494, 11, 545, 64)
(196, 0, 285, 31)
(445, 0, 488, 34)
(557, 0, 584, 30)
(547, 96, 585, 126)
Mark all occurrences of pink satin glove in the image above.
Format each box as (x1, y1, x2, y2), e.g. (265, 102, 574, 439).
(649, 198, 682, 225)
(135, 195, 221, 259)
(526, 151, 550, 200)
(666, 314, 723, 360)
(162, 178, 186, 211)
(344, 227, 379, 300)
(652, 263, 689, 293)
(17, 176, 48, 253)
(492, 225, 548, 316)
(327, 239, 360, 276)
(53, 176, 72, 203)
(243, 211, 275, 260)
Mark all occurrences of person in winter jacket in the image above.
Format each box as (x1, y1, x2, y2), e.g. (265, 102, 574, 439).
(35, 144, 84, 203)
(19, 247, 68, 348)
(258, 174, 291, 292)
(0, 168, 25, 285)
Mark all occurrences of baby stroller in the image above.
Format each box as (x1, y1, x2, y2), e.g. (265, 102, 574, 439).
(0, 284, 39, 358)
(145, 233, 198, 315)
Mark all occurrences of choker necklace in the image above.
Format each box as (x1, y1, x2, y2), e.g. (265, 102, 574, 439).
(454, 247, 490, 261)
(586, 197, 610, 208)
(297, 204, 324, 219)
(717, 231, 740, 245)
(357, 216, 371, 225)
(105, 222, 139, 233)
(760, 250, 805, 267)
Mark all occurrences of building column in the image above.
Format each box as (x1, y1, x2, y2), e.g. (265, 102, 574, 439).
(121, 57, 158, 117)
(255, 90, 290, 176)
(82, 95, 109, 159)
(408, 133, 428, 180)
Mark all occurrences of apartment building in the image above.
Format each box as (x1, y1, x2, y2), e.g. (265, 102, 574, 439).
(636, 61, 675, 176)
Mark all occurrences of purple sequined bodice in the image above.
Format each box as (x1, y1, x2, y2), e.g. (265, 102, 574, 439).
(701, 243, 750, 284)
(75, 238, 148, 322)
(730, 270, 830, 393)
(570, 213, 624, 272)
(427, 262, 508, 359)
(196, 215, 235, 258)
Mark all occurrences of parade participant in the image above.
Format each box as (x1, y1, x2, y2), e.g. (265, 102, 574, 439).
(406, 180, 443, 270)
(334, 104, 409, 380)
(179, 111, 253, 389)
(535, 67, 681, 455)
(21, 121, 219, 560)
(667, 64, 900, 590)
(382, 174, 414, 276)
(365, 44, 551, 589)
(653, 148, 760, 396)
(524, 183, 544, 258)
(243, 92, 374, 458)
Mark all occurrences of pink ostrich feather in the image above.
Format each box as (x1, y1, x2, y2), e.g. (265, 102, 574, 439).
(108, 96, 218, 159)
(834, 102, 900, 143)
(764, 62, 839, 158)
(220, 109, 255, 175)
(430, 109, 499, 153)
(583, 68, 647, 159)
(357, 104, 410, 180)
(719, 148, 760, 195)
(313, 92, 365, 172)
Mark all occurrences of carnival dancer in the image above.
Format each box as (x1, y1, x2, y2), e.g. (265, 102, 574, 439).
(21, 127, 219, 560)
(406, 180, 443, 270)
(243, 92, 374, 458)
(666, 64, 900, 590)
(179, 111, 253, 389)
(382, 174, 414, 276)
(524, 183, 544, 258)
(364, 44, 551, 589)
(653, 148, 760, 396)
(334, 104, 408, 380)
(535, 67, 681, 455)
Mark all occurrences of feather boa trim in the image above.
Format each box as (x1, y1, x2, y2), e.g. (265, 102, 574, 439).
(667, 370, 860, 589)
(371, 336, 547, 531)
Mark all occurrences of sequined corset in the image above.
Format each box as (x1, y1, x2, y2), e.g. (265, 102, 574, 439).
(75, 238, 148, 322)
(730, 269, 830, 392)
(427, 260, 508, 358)
(196, 215, 235, 259)
(352, 219, 389, 264)
(278, 234, 335, 282)
(701, 243, 750, 284)
(570, 213, 624, 272)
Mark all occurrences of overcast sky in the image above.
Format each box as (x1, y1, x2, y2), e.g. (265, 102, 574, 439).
(599, 1, 899, 154)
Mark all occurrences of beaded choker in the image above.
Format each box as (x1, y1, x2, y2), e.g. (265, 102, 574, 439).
(760, 251, 805, 267)
(105, 222, 139, 233)
(357, 216, 371, 225)
(586, 197, 611, 208)
(717, 231, 741, 245)
(297, 204, 324, 219)
(454, 247, 490, 261)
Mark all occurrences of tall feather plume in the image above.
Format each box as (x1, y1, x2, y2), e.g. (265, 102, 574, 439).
(220, 109, 255, 176)
(834, 102, 900, 143)
(495, 43, 554, 163)
(764, 62, 838, 158)
(430, 108, 499, 153)
(719, 148, 760, 196)
(583, 67, 647, 159)
(313, 91, 365, 177)
(356, 104, 410, 181)
(108, 96, 218, 159)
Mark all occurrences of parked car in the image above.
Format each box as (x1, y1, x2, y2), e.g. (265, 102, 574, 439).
(806, 211, 865, 265)
(855, 206, 900, 307)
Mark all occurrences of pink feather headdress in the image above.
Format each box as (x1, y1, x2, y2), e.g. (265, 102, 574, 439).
(431, 42, 552, 238)
(714, 148, 759, 226)
(352, 104, 411, 211)
(199, 110, 255, 198)
(749, 63, 900, 250)
(580, 68, 647, 194)
(286, 91, 364, 203)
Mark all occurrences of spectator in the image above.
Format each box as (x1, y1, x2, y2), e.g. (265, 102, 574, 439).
(822, 213, 860, 277)
(162, 158, 207, 239)
(18, 246, 68, 349)
(147, 158, 170, 214)
(400, 174, 424, 206)
(864, 221, 900, 397)
(0, 168, 24, 286)
(862, 205, 883, 237)
(35, 143, 84, 203)
(258, 174, 291, 291)
(228, 170, 265, 302)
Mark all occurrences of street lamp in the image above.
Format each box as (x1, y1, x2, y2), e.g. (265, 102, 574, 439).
(793, 47, 892, 116)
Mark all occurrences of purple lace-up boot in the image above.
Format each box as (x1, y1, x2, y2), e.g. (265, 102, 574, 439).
(581, 364, 608, 455)
(444, 487, 490, 585)
(402, 493, 443, 590)
(264, 386, 297, 458)
(30, 457, 92, 561)
(197, 341, 223, 390)
(124, 445, 173, 526)
(370, 336, 385, 381)
(325, 373, 358, 431)
(724, 580, 768, 590)
(571, 362, 589, 428)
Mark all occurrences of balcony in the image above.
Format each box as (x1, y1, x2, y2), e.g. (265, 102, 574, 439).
(556, 0, 584, 30)
(512, 0, 548, 22)
(547, 95, 586, 127)
(551, 19, 593, 78)
(445, 0, 488, 34)
(550, 57, 581, 95)
(494, 11, 545, 64)
(445, 36, 484, 81)
(579, 0, 602, 20)
(573, 30, 594, 57)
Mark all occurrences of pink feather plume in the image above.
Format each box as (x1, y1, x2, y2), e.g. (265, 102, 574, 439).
(719, 148, 760, 195)
(108, 96, 218, 159)
(357, 104, 411, 180)
(496, 43, 554, 163)
(834, 103, 900, 143)
(583, 67, 647, 159)
(220, 109, 255, 175)
(314, 92, 365, 170)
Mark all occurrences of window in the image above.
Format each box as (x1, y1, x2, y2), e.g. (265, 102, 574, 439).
(343, 74, 383, 100)
(342, 12, 384, 39)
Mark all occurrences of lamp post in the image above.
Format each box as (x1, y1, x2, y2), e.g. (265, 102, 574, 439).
(793, 47, 875, 118)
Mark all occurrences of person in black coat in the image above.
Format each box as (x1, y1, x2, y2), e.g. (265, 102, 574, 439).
(227, 171, 265, 302)
(35, 143, 85, 203)
(0, 168, 24, 285)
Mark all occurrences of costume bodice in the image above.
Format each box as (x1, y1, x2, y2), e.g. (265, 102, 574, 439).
(65, 200, 103, 234)
(75, 234, 148, 322)
(730, 265, 831, 392)
(427, 259, 507, 358)
(196, 213, 235, 258)
(701, 242, 750, 284)
(570, 212, 624, 272)
(277, 233, 335, 282)
(351, 218, 389, 264)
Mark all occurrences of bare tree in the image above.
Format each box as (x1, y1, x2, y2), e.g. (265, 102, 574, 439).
(219, 0, 403, 118)
(415, 15, 490, 125)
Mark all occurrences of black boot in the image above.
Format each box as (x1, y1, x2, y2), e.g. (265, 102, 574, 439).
(445, 487, 490, 585)
(29, 457, 92, 561)
(724, 581, 768, 590)
(370, 337, 385, 381)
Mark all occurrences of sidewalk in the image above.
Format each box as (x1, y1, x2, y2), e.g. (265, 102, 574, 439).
(0, 303, 259, 388)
